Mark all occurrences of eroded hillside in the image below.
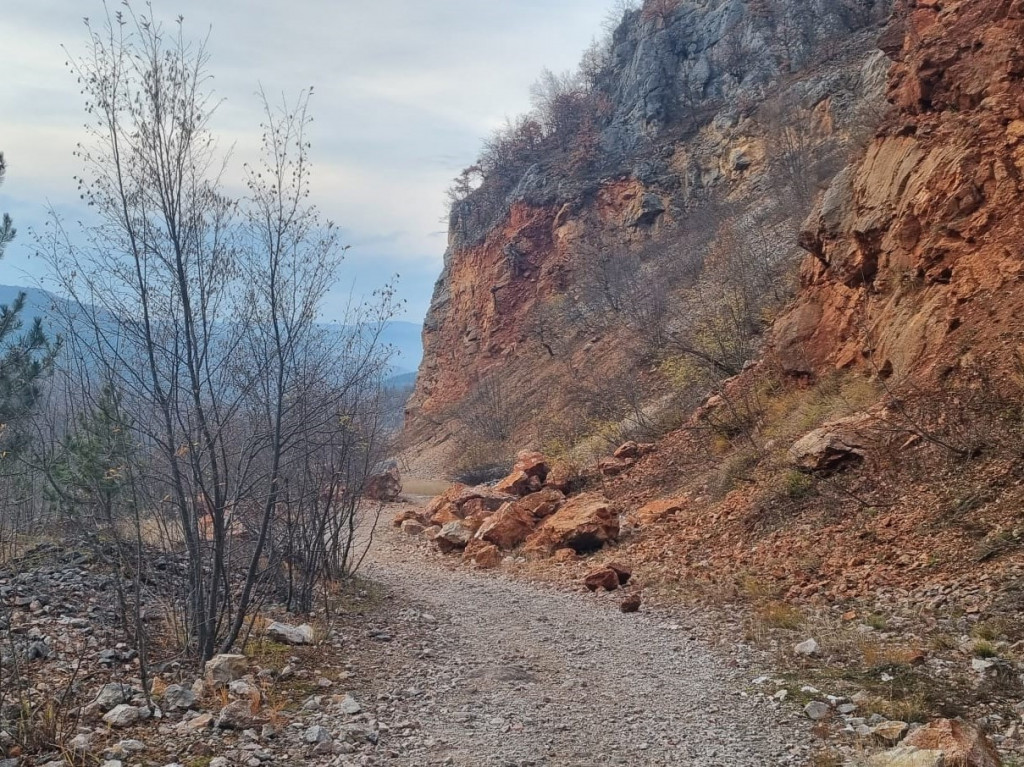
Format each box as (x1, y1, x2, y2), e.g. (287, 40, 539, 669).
(405, 0, 893, 476)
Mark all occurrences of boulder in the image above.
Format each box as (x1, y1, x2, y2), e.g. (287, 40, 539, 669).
(494, 470, 533, 497)
(102, 704, 143, 728)
(426, 484, 513, 522)
(789, 414, 873, 473)
(598, 457, 631, 477)
(866, 747, 946, 767)
(630, 497, 686, 527)
(429, 502, 462, 526)
(215, 700, 253, 730)
(304, 724, 332, 744)
(460, 494, 510, 518)
(392, 508, 426, 528)
(523, 493, 620, 556)
(620, 594, 642, 613)
(515, 487, 565, 519)
(463, 540, 502, 569)
(162, 684, 197, 711)
(605, 562, 632, 585)
(364, 466, 402, 502)
(552, 547, 579, 563)
(513, 450, 549, 480)
(584, 567, 621, 592)
(423, 483, 471, 518)
(474, 503, 536, 550)
(794, 638, 820, 656)
(544, 461, 579, 493)
(266, 621, 315, 646)
(804, 701, 831, 720)
(204, 654, 248, 689)
(902, 719, 1001, 767)
(613, 441, 640, 460)
(400, 519, 425, 536)
(873, 721, 910, 744)
(95, 682, 137, 712)
(434, 520, 474, 553)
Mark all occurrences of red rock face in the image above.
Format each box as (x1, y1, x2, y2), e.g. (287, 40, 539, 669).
(402, 179, 665, 464)
(777, 0, 1024, 386)
(522, 493, 620, 556)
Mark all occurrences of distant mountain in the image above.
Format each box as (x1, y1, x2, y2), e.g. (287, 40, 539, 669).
(0, 284, 422, 375)
(370, 320, 422, 375)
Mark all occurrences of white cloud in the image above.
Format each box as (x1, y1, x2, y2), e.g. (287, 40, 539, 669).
(0, 0, 617, 321)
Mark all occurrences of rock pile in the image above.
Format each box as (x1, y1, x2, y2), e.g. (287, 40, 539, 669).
(397, 451, 623, 564)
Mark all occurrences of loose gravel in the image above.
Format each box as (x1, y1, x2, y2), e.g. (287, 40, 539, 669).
(356, 523, 816, 766)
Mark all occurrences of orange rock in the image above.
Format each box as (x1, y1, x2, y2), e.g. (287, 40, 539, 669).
(463, 539, 502, 569)
(523, 492, 620, 555)
(461, 494, 512, 518)
(631, 497, 686, 526)
(423, 484, 471, 518)
(513, 450, 549, 480)
(429, 503, 461, 527)
(516, 487, 565, 519)
(620, 594, 642, 613)
(391, 508, 425, 528)
(474, 502, 537, 550)
(613, 441, 640, 460)
(903, 719, 1001, 767)
(552, 547, 579, 563)
(494, 470, 533, 497)
(605, 561, 632, 585)
(598, 457, 631, 477)
(584, 567, 620, 591)
(544, 461, 579, 493)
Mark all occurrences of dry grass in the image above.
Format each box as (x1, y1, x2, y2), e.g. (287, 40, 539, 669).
(757, 601, 805, 630)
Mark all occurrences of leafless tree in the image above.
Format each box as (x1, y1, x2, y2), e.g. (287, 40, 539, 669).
(38, 6, 396, 661)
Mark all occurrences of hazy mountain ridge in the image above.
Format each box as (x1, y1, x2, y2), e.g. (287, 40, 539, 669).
(0, 284, 423, 377)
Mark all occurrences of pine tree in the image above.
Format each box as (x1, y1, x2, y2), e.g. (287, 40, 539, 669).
(48, 385, 135, 527)
(0, 152, 55, 457)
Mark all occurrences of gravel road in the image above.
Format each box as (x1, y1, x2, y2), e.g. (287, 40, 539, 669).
(355, 515, 815, 766)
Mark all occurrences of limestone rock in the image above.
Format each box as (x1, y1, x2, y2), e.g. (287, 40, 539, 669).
(204, 653, 248, 688)
(794, 638, 820, 656)
(866, 746, 946, 767)
(266, 621, 315, 646)
(434, 520, 474, 553)
(873, 720, 909, 744)
(102, 704, 143, 728)
(789, 414, 873, 473)
(215, 699, 253, 730)
(804, 701, 831, 720)
(95, 682, 137, 712)
(162, 684, 197, 711)
(400, 519, 425, 536)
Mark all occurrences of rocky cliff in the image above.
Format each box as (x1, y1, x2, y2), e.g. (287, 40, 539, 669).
(406, 0, 893, 475)
(778, 0, 1024, 385)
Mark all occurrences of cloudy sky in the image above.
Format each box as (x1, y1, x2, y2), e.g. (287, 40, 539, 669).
(0, 0, 622, 323)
